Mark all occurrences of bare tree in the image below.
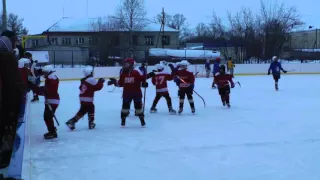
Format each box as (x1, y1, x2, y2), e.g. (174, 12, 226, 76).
(90, 16, 121, 32)
(0, 13, 28, 35)
(115, 0, 148, 31)
(195, 23, 210, 36)
(153, 13, 172, 25)
(168, 14, 186, 31)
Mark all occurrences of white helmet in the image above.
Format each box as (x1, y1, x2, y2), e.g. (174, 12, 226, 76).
(179, 60, 190, 66)
(83, 66, 94, 76)
(42, 65, 54, 73)
(18, 58, 30, 68)
(272, 56, 278, 61)
(156, 63, 164, 70)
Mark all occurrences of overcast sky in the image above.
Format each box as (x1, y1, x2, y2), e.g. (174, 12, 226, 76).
(7, 0, 320, 34)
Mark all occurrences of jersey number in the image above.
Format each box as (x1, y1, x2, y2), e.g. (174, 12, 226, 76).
(80, 84, 87, 94)
(155, 76, 165, 85)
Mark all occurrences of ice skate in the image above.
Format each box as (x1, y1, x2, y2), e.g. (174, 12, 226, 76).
(169, 108, 177, 115)
(150, 107, 157, 113)
(44, 128, 57, 140)
(121, 118, 126, 127)
(178, 108, 183, 114)
(139, 117, 146, 127)
(275, 83, 279, 91)
(66, 118, 76, 130)
(222, 101, 226, 106)
(191, 108, 195, 114)
(89, 121, 96, 129)
(227, 103, 231, 108)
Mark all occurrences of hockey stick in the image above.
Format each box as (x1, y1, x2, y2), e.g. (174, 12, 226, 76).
(108, 85, 116, 92)
(176, 76, 206, 108)
(46, 102, 60, 126)
(142, 61, 148, 113)
(236, 81, 241, 87)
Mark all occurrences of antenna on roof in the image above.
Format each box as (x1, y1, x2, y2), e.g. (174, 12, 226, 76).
(155, 7, 165, 48)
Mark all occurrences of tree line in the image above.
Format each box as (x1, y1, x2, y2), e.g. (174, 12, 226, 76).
(1, 13, 28, 36)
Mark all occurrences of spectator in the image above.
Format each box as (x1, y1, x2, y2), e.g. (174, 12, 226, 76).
(0, 30, 25, 169)
(227, 57, 235, 77)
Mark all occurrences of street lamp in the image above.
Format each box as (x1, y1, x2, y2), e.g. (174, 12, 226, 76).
(2, 0, 7, 31)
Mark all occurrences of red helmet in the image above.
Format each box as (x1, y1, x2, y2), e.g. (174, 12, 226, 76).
(124, 58, 135, 65)
(216, 57, 221, 62)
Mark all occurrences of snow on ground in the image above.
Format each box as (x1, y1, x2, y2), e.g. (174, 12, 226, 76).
(22, 75, 320, 180)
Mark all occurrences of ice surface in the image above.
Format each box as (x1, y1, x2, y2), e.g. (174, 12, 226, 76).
(22, 75, 320, 180)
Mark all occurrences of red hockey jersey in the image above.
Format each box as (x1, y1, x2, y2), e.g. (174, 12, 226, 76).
(151, 71, 173, 93)
(39, 73, 60, 105)
(18, 67, 30, 87)
(176, 69, 195, 89)
(214, 73, 234, 88)
(117, 68, 145, 98)
(79, 77, 104, 105)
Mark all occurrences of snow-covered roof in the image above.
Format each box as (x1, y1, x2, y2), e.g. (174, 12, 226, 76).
(46, 17, 178, 32)
(149, 48, 220, 59)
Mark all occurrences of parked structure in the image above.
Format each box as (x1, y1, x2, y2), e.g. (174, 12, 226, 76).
(24, 17, 179, 66)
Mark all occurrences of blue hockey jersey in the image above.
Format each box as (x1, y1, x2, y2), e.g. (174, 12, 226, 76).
(212, 61, 220, 74)
(268, 61, 284, 75)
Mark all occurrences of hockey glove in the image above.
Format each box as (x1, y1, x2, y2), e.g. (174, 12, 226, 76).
(141, 81, 148, 88)
(231, 83, 235, 88)
(174, 78, 180, 86)
(268, 72, 270, 75)
(283, 70, 287, 73)
(168, 64, 174, 71)
(98, 78, 105, 83)
(107, 78, 117, 86)
(147, 72, 156, 78)
(189, 84, 195, 91)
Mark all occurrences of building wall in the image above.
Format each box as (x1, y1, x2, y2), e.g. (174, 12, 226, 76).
(25, 31, 180, 63)
(288, 29, 320, 49)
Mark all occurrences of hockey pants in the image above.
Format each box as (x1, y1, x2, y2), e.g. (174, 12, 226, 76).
(151, 93, 173, 110)
(218, 87, 230, 104)
(178, 89, 195, 109)
(121, 97, 144, 118)
(72, 104, 95, 122)
(44, 104, 58, 132)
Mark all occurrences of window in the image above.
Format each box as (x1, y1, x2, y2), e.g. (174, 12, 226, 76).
(76, 37, 85, 44)
(132, 35, 138, 45)
(89, 37, 98, 45)
(32, 40, 38, 47)
(62, 38, 71, 45)
(162, 36, 170, 45)
(145, 36, 154, 45)
(50, 38, 58, 45)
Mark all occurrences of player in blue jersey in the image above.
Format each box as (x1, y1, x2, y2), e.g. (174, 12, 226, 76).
(268, 56, 287, 91)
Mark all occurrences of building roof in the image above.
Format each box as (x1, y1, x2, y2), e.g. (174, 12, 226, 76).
(45, 17, 178, 33)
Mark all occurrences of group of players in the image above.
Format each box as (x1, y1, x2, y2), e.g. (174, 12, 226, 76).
(19, 53, 286, 140)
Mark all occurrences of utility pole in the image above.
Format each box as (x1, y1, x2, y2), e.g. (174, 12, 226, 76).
(156, 7, 165, 48)
(2, 0, 7, 31)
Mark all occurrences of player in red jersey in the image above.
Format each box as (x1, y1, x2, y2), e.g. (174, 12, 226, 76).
(175, 60, 195, 114)
(107, 58, 150, 127)
(214, 65, 235, 108)
(150, 63, 176, 114)
(66, 66, 104, 130)
(38, 65, 60, 139)
(18, 58, 31, 89)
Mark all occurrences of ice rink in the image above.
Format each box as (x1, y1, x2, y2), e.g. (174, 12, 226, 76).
(22, 75, 320, 180)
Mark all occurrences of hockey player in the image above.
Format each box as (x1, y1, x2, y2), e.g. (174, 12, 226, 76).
(214, 65, 235, 108)
(268, 56, 287, 91)
(168, 62, 181, 96)
(175, 60, 195, 114)
(107, 58, 149, 127)
(150, 63, 176, 114)
(38, 65, 60, 139)
(18, 58, 31, 90)
(66, 66, 104, 130)
(212, 57, 221, 88)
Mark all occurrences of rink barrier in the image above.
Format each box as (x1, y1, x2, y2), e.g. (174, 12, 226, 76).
(46, 64, 320, 81)
(6, 93, 29, 179)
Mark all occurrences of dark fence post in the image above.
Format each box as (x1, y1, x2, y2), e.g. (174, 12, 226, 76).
(72, 50, 74, 68)
(53, 51, 56, 68)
